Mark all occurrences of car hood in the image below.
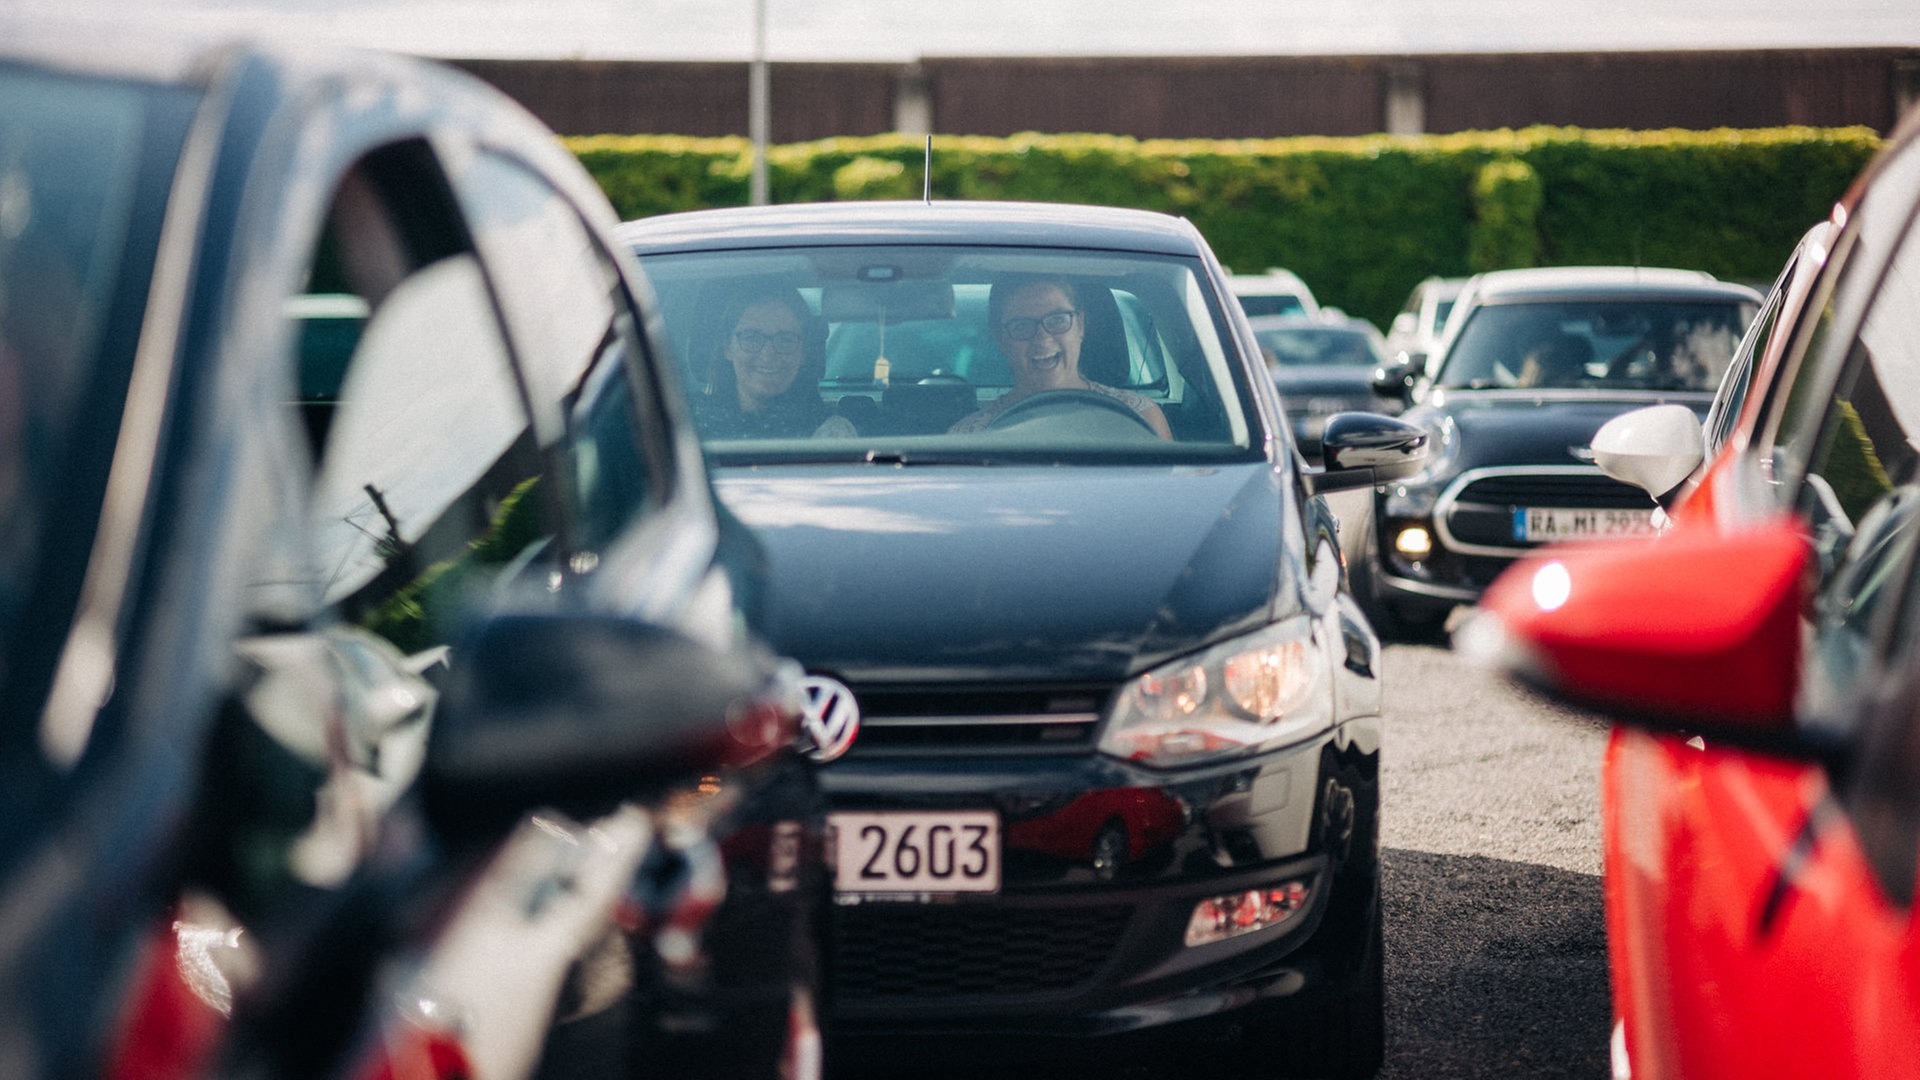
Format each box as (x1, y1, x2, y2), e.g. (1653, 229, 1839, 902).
(1415, 389, 1709, 470)
(712, 463, 1295, 684)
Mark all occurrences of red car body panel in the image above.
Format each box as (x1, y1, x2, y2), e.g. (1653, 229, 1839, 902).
(1477, 481, 1918, 1078)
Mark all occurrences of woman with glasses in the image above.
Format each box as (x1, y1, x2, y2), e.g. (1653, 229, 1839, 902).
(694, 284, 855, 439)
(949, 278, 1171, 438)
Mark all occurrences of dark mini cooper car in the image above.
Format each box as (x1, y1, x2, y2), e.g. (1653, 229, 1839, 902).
(1355, 266, 1760, 638)
(621, 201, 1428, 1077)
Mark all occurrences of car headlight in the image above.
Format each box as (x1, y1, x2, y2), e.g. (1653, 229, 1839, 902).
(1099, 618, 1331, 768)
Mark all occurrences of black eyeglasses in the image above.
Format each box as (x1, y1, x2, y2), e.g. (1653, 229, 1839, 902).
(1000, 310, 1078, 341)
(732, 328, 804, 356)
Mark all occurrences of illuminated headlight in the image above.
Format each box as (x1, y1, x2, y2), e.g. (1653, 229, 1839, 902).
(1393, 526, 1433, 558)
(1099, 618, 1330, 768)
(1185, 880, 1313, 946)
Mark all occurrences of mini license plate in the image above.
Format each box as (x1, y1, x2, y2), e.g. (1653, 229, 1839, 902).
(828, 810, 1000, 896)
(1515, 507, 1657, 542)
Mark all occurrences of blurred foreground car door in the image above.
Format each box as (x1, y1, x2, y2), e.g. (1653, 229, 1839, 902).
(1471, 109, 1920, 1080)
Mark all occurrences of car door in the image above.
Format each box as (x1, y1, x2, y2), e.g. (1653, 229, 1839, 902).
(125, 127, 594, 1078)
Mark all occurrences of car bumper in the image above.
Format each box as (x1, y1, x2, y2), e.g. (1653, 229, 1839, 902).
(818, 724, 1380, 1039)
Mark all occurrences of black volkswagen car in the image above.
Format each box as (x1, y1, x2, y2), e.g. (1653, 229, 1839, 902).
(1355, 266, 1761, 639)
(620, 201, 1428, 1077)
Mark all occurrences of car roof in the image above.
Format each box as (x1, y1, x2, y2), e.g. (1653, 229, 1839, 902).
(1227, 268, 1313, 292)
(617, 200, 1210, 256)
(1461, 265, 1761, 304)
(1246, 312, 1377, 333)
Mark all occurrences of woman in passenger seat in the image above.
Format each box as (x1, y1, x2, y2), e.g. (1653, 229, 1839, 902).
(693, 284, 856, 439)
(949, 278, 1171, 438)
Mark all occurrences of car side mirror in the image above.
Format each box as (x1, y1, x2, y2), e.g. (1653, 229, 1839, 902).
(1370, 359, 1417, 403)
(1303, 413, 1429, 494)
(1591, 404, 1704, 507)
(1459, 515, 1812, 747)
(422, 612, 799, 842)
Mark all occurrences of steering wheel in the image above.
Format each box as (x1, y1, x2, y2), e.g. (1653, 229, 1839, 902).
(983, 389, 1160, 436)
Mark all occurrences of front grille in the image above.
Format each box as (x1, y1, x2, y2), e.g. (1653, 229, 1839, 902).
(1440, 468, 1654, 552)
(846, 685, 1109, 757)
(1453, 472, 1656, 509)
(829, 902, 1133, 1000)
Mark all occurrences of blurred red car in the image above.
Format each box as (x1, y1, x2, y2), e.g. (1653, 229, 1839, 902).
(1467, 101, 1920, 1080)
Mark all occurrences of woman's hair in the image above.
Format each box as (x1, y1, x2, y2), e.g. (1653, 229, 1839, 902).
(705, 283, 828, 407)
(987, 277, 1081, 332)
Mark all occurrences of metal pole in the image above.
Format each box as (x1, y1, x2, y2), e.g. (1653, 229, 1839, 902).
(749, 0, 769, 206)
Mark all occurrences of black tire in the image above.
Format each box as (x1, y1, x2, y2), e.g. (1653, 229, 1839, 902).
(1230, 900, 1386, 1080)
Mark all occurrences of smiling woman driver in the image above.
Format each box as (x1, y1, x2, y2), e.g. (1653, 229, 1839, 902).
(948, 278, 1172, 437)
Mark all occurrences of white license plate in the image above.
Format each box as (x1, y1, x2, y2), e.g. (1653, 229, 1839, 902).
(1515, 507, 1657, 541)
(829, 811, 1000, 896)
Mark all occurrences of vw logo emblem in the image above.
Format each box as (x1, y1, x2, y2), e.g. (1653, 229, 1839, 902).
(799, 675, 861, 763)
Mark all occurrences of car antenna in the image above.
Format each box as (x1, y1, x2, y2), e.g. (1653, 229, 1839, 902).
(924, 135, 933, 205)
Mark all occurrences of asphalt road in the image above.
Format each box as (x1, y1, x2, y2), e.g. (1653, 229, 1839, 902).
(1374, 637, 1612, 1080)
(831, 634, 1616, 1080)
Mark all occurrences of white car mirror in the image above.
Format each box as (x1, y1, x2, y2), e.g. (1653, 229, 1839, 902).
(1591, 404, 1704, 500)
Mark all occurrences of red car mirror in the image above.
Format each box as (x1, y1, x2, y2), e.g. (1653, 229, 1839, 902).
(1466, 516, 1810, 734)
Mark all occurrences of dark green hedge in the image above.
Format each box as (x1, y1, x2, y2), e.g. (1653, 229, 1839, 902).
(566, 126, 1880, 328)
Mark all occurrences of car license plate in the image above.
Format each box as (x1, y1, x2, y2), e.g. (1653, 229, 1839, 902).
(828, 811, 1000, 896)
(1514, 507, 1657, 541)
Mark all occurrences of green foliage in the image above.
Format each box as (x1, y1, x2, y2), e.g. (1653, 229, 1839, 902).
(1469, 158, 1544, 271)
(363, 476, 546, 654)
(567, 125, 1880, 328)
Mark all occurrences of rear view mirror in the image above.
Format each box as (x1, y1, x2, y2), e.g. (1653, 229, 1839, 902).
(1304, 413, 1429, 493)
(1591, 404, 1704, 504)
(820, 279, 955, 323)
(423, 612, 798, 841)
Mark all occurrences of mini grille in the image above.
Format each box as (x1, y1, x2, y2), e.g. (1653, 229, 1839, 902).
(1453, 472, 1654, 509)
(1443, 472, 1656, 549)
(829, 903, 1133, 1000)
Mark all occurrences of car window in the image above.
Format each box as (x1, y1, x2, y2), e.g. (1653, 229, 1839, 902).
(456, 152, 667, 555)
(1435, 299, 1751, 392)
(1766, 136, 1920, 492)
(634, 244, 1258, 460)
(0, 67, 194, 779)
(1705, 260, 1798, 454)
(1825, 491, 1920, 908)
(296, 142, 553, 654)
(1771, 207, 1920, 591)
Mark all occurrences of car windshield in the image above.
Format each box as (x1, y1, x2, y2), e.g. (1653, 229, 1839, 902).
(636, 244, 1259, 464)
(1435, 299, 1754, 391)
(1254, 324, 1385, 368)
(0, 65, 194, 699)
